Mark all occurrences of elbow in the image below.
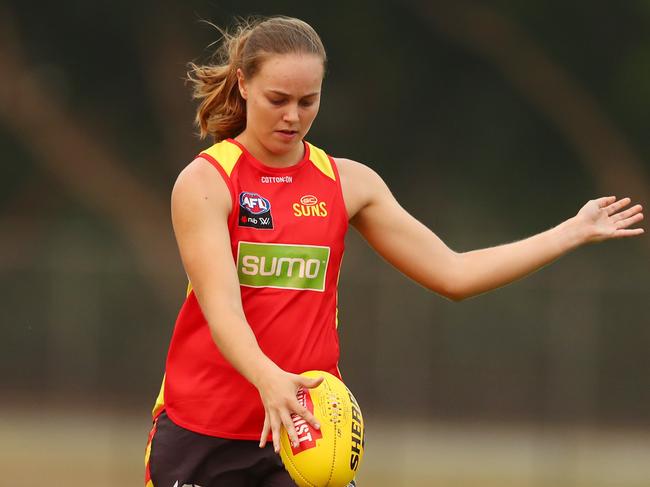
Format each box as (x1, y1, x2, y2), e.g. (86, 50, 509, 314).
(437, 253, 470, 302)
(440, 285, 469, 303)
(447, 292, 467, 303)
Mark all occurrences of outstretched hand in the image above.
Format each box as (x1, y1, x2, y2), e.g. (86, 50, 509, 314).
(256, 367, 323, 453)
(575, 196, 644, 243)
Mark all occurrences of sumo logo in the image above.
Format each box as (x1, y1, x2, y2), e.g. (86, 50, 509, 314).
(237, 242, 330, 291)
(239, 191, 273, 230)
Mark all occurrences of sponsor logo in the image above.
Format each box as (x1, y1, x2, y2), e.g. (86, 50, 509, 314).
(237, 242, 329, 291)
(261, 175, 293, 183)
(348, 389, 363, 471)
(240, 192, 270, 214)
(293, 194, 328, 218)
(300, 195, 318, 205)
(290, 388, 323, 455)
(239, 192, 273, 230)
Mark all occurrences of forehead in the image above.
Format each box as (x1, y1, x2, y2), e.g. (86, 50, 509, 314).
(252, 53, 324, 93)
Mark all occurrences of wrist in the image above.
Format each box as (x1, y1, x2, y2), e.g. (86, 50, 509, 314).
(248, 355, 281, 389)
(556, 216, 589, 251)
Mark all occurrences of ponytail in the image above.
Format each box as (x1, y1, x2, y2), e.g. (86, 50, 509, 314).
(187, 25, 252, 141)
(187, 16, 326, 141)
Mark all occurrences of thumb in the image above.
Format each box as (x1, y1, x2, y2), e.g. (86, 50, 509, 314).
(299, 375, 324, 389)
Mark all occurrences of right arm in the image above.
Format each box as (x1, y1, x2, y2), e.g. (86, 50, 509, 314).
(171, 158, 322, 451)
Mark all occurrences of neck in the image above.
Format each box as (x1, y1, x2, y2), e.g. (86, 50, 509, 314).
(235, 131, 304, 168)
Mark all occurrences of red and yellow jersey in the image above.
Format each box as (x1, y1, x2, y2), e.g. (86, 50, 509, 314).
(152, 138, 348, 440)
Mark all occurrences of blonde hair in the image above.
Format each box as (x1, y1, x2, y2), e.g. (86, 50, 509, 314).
(187, 16, 327, 141)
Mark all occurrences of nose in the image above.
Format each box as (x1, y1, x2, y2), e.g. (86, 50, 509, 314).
(282, 103, 299, 124)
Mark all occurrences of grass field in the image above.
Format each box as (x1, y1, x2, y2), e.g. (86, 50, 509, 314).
(1, 404, 649, 487)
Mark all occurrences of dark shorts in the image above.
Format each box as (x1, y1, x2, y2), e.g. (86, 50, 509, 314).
(145, 411, 295, 487)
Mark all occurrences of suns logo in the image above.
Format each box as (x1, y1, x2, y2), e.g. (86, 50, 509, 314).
(293, 195, 328, 218)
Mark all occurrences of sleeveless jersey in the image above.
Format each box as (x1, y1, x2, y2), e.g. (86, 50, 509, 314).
(152, 138, 348, 440)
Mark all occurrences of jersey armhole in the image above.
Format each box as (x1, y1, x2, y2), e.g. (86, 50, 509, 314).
(197, 152, 238, 229)
(328, 155, 351, 223)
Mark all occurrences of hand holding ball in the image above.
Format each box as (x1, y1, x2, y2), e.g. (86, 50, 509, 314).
(280, 371, 365, 487)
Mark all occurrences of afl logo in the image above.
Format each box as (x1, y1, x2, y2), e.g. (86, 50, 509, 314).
(240, 192, 271, 215)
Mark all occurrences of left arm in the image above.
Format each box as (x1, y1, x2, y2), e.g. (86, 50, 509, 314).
(338, 158, 644, 301)
(446, 198, 642, 300)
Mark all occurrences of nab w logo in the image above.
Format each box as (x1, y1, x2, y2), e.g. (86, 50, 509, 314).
(238, 191, 273, 230)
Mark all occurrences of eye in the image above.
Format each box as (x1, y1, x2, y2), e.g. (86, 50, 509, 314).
(269, 98, 286, 106)
(299, 98, 317, 108)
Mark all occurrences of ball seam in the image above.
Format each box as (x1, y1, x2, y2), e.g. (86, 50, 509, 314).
(326, 390, 338, 487)
(281, 444, 317, 487)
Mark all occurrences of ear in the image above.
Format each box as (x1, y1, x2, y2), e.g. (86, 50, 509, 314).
(236, 68, 248, 100)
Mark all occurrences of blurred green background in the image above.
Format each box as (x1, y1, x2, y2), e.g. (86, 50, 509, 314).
(1, 1, 649, 486)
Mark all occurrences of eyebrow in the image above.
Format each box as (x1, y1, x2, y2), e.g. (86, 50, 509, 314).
(266, 89, 320, 98)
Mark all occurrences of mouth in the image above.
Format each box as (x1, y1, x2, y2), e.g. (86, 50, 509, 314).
(274, 129, 300, 140)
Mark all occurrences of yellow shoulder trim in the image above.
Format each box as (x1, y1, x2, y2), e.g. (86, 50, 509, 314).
(307, 142, 336, 181)
(202, 140, 243, 176)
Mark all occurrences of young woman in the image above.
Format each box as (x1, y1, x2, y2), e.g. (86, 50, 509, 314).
(144, 16, 644, 487)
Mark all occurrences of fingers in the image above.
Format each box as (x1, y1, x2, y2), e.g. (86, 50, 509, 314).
(280, 410, 300, 450)
(269, 410, 302, 453)
(294, 402, 320, 430)
(277, 400, 321, 452)
(615, 211, 644, 230)
(614, 227, 645, 238)
(260, 401, 315, 453)
(597, 195, 617, 208)
(300, 375, 324, 390)
(605, 197, 631, 216)
(271, 415, 282, 453)
(258, 373, 326, 453)
(296, 376, 323, 429)
(262, 410, 287, 453)
(612, 204, 643, 222)
(612, 204, 644, 237)
(259, 413, 270, 448)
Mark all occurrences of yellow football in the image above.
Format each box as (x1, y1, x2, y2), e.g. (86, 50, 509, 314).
(280, 370, 365, 487)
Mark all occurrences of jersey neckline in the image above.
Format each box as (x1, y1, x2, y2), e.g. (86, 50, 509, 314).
(227, 138, 311, 174)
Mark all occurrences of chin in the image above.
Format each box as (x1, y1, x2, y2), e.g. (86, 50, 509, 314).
(267, 134, 303, 152)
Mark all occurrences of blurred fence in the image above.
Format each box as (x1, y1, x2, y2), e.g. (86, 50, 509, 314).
(2, 226, 648, 425)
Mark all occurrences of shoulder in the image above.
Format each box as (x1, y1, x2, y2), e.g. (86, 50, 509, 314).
(173, 156, 226, 195)
(335, 157, 385, 185)
(334, 157, 391, 220)
(172, 156, 232, 216)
